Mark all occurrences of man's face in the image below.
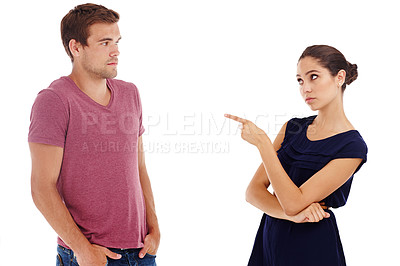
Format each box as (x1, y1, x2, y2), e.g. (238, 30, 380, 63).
(79, 22, 121, 79)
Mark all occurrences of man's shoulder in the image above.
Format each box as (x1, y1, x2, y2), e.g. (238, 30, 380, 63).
(108, 78, 141, 99)
(108, 78, 137, 89)
(39, 76, 75, 99)
(33, 77, 71, 102)
(47, 76, 73, 90)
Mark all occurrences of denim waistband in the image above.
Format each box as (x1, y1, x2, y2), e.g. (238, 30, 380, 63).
(108, 247, 142, 254)
(58, 244, 142, 254)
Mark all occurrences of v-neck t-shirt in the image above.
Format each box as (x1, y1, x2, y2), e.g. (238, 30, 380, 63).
(28, 76, 146, 249)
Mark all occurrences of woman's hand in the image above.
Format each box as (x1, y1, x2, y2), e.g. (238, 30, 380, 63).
(224, 114, 269, 147)
(290, 202, 330, 223)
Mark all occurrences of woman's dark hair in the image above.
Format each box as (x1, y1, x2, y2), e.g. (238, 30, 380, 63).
(298, 45, 358, 91)
(61, 3, 120, 62)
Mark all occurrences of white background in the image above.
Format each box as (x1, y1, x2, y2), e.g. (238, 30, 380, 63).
(0, 0, 399, 265)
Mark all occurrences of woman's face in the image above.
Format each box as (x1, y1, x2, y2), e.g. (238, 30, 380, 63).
(296, 56, 344, 111)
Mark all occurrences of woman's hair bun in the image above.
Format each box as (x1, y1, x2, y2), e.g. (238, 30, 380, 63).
(299, 45, 358, 91)
(345, 62, 358, 85)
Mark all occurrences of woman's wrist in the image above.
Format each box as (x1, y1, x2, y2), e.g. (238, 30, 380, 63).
(256, 134, 271, 150)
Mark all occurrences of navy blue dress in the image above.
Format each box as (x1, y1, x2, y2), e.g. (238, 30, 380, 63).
(248, 115, 368, 266)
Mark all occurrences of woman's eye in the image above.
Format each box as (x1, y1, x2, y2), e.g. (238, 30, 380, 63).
(311, 74, 318, 80)
(297, 78, 303, 85)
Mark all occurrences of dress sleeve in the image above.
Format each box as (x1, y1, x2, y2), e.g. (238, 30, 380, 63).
(280, 118, 302, 147)
(331, 138, 368, 174)
(28, 90, 69, 148)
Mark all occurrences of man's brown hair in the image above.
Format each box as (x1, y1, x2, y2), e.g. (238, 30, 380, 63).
(61, 3, 119, 62)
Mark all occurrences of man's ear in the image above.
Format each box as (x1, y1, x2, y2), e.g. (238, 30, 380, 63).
(69, 39, 82, 60)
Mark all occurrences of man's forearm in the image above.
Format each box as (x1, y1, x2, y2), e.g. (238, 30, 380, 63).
(139, 170, 159, 234)
(31, 182, 92, 254)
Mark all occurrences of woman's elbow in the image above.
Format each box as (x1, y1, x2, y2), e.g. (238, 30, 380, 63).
(245, 185, 255, 204)
(283, 208, 297, 217)
(282, 204, 303, 216)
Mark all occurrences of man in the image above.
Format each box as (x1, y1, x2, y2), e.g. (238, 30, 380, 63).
(28, 4, 160, 266)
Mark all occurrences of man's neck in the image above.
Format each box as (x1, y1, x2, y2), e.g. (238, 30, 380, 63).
(68, 68, 108, 98)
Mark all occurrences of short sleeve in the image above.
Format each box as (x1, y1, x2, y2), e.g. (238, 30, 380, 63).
(28, 90, 69, 148)
(132, 84, 145, 136)
(280, 117, 304, 146)
(332, 138, 368, 174)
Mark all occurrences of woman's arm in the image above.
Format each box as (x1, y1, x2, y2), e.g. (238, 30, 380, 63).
(245, 122, 292, 220)
(226, 114, 363, 216)
(246, 122, 329, 223)
(258, 139, 361, 216)
(247, 163, 294, 220)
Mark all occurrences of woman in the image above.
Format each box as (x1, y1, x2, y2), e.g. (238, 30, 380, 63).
(225, 45, 368, 266)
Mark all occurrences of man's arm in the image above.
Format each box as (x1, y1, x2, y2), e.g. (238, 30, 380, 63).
(137, 136, 160, 258)
(29, 142, 121, 265)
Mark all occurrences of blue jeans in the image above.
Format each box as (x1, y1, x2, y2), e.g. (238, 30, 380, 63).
(56, 244, 157, 266)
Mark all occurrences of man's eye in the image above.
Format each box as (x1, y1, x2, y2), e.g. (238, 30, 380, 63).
(311, 74, 318, 80)
(101, 42, 108, 46)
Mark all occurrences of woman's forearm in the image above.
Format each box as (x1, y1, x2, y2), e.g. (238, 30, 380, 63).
(223, 114, 329, 221)
(246, 184, 293, 221)
(257, 137, 305, 215)
(224, 114, 305, 215)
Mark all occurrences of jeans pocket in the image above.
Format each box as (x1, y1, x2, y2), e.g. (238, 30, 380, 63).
(143, 253, 157, 265)
(145, 253, 157, 258)
(72, 255, 80, 266)
(56, 253, 64, 266)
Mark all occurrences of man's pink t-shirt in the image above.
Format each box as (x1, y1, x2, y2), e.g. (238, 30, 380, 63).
(28, 76, 147, 249)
